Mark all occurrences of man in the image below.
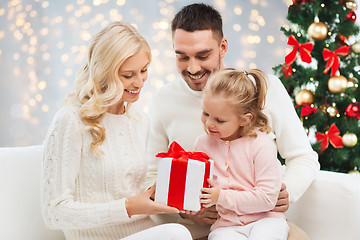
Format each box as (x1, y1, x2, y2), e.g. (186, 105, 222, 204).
(146, 3, 319, 239)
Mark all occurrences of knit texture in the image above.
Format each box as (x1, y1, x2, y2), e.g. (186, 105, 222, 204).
(146, 75, 320, 203)
(41, 105, 155, 240)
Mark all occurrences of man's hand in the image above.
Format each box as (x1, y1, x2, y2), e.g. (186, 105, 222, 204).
(273, 183, 289, 212)
(180, 206, 219, 226)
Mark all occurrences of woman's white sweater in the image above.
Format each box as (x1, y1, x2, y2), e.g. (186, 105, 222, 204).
(41, 105, 155, 240)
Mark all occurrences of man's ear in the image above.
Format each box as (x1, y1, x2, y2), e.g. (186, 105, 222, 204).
(239, 113, 253, 126)
(220, 38, 228, 58)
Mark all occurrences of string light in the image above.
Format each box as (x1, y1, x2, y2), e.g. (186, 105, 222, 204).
(0, 1, 290, 146)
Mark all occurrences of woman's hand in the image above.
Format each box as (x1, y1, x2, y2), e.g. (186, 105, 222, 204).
(125, 185, 179, 217)
(199, 179, 220, 208)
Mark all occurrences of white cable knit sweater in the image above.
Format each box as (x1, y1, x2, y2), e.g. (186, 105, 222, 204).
(41, 105, 155, 240)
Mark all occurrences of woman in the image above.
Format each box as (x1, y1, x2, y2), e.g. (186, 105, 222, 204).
(41, 21, 191, 240)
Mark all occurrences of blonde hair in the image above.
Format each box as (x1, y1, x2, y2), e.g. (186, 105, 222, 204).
(65, 21, 151, 155)
(203, 68, 271, 137)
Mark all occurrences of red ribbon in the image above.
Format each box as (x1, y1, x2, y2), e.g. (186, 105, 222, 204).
(156, 141, 211, 210)
(285, 35, 313, 65)
(315, 124, 344, 154)
(323, 46, 350, 76)
(300, 104, 318, 116)
(282, 64, 293, 78)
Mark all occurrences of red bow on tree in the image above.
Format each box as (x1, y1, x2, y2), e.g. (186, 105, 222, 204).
(316, 123, 344, 154)
(300, 104, 318, 116)
(285, 35, 314, 65)
(282, 64, 293, 78)
(323, 46, 350, 76)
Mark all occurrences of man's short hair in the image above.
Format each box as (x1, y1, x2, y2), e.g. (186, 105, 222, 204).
(171, 3, 223, 42)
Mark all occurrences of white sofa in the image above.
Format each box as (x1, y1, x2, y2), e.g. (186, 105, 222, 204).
(1, 145, 360, 240)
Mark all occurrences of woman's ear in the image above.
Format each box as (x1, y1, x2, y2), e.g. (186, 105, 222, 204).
(239, 113, 253, 126)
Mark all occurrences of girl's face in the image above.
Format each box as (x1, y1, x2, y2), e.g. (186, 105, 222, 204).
(201, 93, 249, 141)
(118, 49, 150, 104)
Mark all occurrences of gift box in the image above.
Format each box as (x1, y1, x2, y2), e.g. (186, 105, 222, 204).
(154, 141, 214, 211)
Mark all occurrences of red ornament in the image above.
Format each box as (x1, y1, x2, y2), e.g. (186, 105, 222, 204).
(282, 64, 293, 78)
(345, 102, 360, 119)
(300, 104, 318, 116)
(316, 124, 344, 154)
(285, 35, 314, 65)
(323, 46, 350, 76)
(346, 10, 357, 22)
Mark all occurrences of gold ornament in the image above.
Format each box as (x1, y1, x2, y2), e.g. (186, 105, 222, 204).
(348, 167, 360, 175)
(351, 42, 360, 54)
(307, 20, 328, 41)
(346, 0, 358, 10)
(347, 76, 359, 88)
(328, 75, 348, 93)
(326, 106, 338, 117)
(342, 132, 358, 147)
(295, 89, 314, 105)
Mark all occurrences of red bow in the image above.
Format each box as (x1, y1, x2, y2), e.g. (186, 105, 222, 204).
(156, 141, 210, 161)
(300, 104, 318, 116)
(282, 64, 293, 78)
(323, 46, 350, 76)
(316, 124, 344, 154)
(285, 35, 314, 65)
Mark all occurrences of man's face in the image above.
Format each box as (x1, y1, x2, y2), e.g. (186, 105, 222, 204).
(172, 29, 227, 91)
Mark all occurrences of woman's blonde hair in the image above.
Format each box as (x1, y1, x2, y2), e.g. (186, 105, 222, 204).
(203, 68, 271, 137)
(66, 21, 151, 155)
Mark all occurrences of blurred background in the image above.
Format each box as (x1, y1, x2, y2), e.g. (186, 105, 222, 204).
(0, 0, 307, 147)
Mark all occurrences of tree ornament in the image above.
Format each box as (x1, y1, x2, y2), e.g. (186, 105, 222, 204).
(282, 64, 293, 78)
(323, 46, 350, 76)
(351, 42, 360, 54)
(345, 102, 360, 119)
(326, 106, 338, 117)
(307, 18, 328, 41)
(346, 10, 357, 22)
(346, 0, 358, 10)
(328, 75, 348, 93)
(301, 104, 318, 116)
(295, 89, 314, 105)
(347, 75, 359, 87)
(348, 167, 360, 175)
(335, 35, 349, 47)
(285, 35, 313, 65)
(342, 132, 358, 147)
(316, 123, 344, 154)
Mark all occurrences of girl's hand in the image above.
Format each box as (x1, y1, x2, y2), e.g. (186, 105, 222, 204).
(125, 185, 179, 217)
(199, 179, 220, 208)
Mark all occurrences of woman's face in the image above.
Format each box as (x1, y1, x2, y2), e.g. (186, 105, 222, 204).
(118, 49, 150, 104)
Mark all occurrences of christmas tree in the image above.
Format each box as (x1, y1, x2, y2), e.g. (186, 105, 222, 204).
(273, 0, 360, 173)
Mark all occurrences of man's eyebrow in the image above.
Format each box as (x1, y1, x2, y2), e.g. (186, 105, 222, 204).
(175, 49, 213, 55)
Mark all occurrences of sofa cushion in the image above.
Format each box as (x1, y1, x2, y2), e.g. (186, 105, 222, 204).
(0, 145, 65, 240)
(286, 170, 360, 240)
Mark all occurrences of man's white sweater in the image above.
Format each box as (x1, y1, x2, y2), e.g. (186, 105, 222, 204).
(146, 75, 319, 203)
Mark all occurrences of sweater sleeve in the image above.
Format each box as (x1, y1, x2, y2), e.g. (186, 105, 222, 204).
(144, 94, 170, 189)
(217, 135, 282, 215)
(265, 75, 320, 203)
(41, 106, 134, 230)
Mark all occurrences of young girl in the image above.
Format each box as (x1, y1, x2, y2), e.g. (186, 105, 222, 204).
(41, 21, 192, 240)
(194, 69, 290, 240)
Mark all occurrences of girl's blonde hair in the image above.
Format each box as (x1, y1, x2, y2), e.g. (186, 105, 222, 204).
(65, 21, 151, 155)
(203, 68, 271, 137)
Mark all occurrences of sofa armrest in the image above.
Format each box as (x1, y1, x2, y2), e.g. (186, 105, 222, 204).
(0, 145, 65, 240)
(286, 170, 360, 240)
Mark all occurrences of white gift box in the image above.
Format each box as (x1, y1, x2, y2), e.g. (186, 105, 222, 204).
(155, 156, 214, 211)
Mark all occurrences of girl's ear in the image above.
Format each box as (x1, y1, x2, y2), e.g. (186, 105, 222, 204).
(239, 113, 253, 126)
